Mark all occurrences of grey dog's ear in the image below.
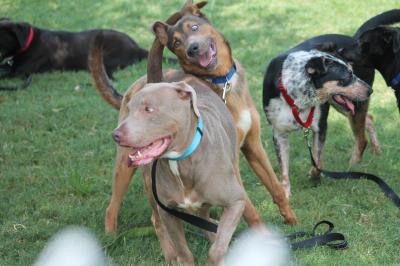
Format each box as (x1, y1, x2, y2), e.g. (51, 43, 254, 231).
(305, 57, 327, 76)
(173, 81, 200, 117)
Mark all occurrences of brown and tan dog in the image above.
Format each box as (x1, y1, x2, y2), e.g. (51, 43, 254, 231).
(89, 0, 297, 234)
(113, 79, 245, 265)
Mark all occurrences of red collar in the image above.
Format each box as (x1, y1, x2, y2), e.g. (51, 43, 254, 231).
(279, 78, 315, 128)
(15, 27, 34, 56)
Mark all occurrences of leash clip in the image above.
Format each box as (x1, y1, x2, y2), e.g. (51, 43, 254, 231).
(303, 128, 312, 148)
(222, 81, 232, 104)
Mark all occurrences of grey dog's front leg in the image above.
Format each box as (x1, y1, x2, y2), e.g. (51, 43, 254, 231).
(159, 209, 195, 266)
(273, 130, 290, 198)
(207, 199, 245, 266)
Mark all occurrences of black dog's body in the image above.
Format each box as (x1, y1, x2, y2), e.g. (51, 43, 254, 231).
(0, 20, 149, 78)
(262, 10, 400, 196)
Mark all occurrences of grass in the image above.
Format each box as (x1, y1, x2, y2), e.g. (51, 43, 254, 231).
(1, 0, 399, 265)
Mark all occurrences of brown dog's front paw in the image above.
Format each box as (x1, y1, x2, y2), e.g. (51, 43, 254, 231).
(105, 207, 118, 234)
(283, 209, 298, 225)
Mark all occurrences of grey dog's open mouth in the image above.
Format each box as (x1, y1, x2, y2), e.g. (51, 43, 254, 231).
(198, 41, 217, 68)
(127, 136, 172, 167)
(332, 94, 355, 115)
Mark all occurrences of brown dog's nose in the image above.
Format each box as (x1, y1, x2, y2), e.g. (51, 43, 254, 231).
(187, 42, 199, 57)
(112, 129, 121, 143)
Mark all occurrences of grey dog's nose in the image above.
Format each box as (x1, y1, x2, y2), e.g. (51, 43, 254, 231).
(187, 42, 199, 57)
(112, 130, 121, 143)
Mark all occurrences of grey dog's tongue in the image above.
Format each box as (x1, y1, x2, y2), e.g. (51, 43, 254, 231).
(335, 95, 355, 115)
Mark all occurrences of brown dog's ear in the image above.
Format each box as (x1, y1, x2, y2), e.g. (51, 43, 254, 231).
(196, 1, 208, 9)
(174, 81, 200, 117)
(152, 21, 169, 46)
(305, 57, 327, 76)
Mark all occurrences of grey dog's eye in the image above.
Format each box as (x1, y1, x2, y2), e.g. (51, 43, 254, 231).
(145, 106, 154, 113)
(191, 24, 199, 31)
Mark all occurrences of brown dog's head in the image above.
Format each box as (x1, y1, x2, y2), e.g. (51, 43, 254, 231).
(112, 81, 200, 167)
(152, 1, 233, 78)
(340, 26, 400, 67)
(0, 19, 32, 60)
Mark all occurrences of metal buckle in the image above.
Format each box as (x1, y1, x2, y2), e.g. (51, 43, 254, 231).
(303, 128, 312, 148)
(222, 81, 231, 104)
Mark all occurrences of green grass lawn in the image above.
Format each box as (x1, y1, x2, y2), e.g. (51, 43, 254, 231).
(1, 0, 400, 265)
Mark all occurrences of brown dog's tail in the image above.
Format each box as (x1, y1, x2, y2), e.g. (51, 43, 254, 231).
(88, 33, 122, 110)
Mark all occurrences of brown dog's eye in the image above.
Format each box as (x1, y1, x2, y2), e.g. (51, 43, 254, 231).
(145, 106, 154, 113)
(174, 40, 181, 48)
(191, 25, 199, 31)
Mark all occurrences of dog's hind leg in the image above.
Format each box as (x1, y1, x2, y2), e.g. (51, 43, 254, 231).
(241, 107, 297, 225)
(365, 113, 380, 154)
(105, 146, 136, 233)
(272, 131, 290, 198)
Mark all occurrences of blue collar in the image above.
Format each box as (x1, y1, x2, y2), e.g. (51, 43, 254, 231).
(391, 72, 400, 87)
(167, 117, 203, 161)
(210, 65, 237, 84)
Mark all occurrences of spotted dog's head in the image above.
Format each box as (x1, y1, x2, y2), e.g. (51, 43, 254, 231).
(0, 19, 31, 61)
(282, 50, 372, 115)
(152, 1, 233, 78)
(340, 26, 400, 68)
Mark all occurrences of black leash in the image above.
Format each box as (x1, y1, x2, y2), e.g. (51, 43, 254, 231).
(151, 159, 218, 233)
(304, 129, 400, 208)
(151, 159, 347, 250)
(287, 220, 347, 250)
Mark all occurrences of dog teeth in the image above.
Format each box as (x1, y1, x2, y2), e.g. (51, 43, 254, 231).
(138, 151, 142, 156)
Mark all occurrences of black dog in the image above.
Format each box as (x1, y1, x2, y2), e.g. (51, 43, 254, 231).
(341, 25, 400, 111)
(263, 9, 400, 197)
(0, 18, 149, 82)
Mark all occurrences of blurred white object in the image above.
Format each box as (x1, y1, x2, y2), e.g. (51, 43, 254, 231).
(34, 226, 108, 266)
(225, 228, 292, 266)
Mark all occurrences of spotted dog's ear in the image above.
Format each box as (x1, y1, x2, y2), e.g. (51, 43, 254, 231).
(173, 81, 200, 117)
(305, 57, 327, 76)
(152, 21, 169, 46)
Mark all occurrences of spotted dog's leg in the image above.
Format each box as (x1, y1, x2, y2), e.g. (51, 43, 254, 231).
(309, 103, 329, 181)
(272, 130, 291, 198)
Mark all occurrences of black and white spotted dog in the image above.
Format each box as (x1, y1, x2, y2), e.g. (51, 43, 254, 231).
(263, 50, 372, 197)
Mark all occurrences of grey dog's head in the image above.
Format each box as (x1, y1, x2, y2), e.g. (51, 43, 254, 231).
(281, 50, 372, 114)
